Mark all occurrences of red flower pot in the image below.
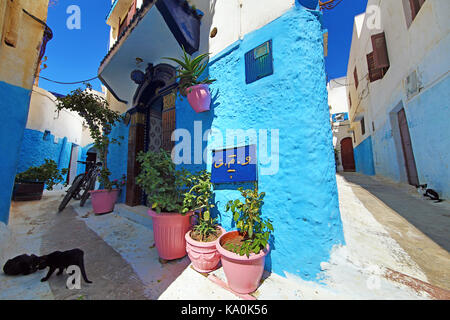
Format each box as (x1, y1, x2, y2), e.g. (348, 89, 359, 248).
(148, 209, 194, 260)
(89, 189, 119, 215)
(216, 231, 270, 294)
(186, 84, 211, 113)
(185, 226, 226, 273)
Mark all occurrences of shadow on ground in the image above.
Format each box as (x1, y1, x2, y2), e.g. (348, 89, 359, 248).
(340, 173, 450, 252)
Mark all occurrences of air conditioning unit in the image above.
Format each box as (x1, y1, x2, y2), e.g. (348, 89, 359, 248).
(405, 70, 421, 99)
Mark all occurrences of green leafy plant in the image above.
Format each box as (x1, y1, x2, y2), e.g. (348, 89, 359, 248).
(164, 46, 216, 96)
(55, 83, 124, 190)
(136, 149, 191, 214)
(182, 170, 219, 241)
(225, 185, 273, 257)
(15, 159, 68, 191)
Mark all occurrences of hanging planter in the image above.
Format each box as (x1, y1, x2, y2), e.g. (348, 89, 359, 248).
(186, 84, 212, 113)
(165, 47, 216, 113)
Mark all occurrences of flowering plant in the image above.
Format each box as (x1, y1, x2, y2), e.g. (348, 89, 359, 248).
(110, 174, 127, 190)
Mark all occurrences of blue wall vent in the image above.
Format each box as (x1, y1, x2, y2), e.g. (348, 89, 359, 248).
(245, 40, 274, 84)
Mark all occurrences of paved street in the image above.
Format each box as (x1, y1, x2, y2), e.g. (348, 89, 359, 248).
(1, 174, 449, 300)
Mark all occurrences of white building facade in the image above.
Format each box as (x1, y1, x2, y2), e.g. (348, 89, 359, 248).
(346, 0, 450, 198)
(328, 77, 355, 172)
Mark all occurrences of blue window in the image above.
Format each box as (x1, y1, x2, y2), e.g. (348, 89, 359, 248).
(245, 40, 274, 84)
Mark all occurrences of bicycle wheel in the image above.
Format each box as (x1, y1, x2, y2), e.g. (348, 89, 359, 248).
(58, 174, 85, 212)
(71, 174, 85, 200)
(80, 178, 95, 207)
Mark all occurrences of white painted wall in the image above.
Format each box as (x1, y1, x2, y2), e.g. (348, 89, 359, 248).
(347, 0, 450, 148)
(108, 0, 295, 57)
(328, 77, 352, 171)
(27, 86, 101, 147)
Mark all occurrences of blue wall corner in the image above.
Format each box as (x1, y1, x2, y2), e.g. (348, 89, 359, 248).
(354, 136, 376, 176)
(0, 81, 32, 224)
(175, 7, 344, 282)
(107, 118, 129, 203)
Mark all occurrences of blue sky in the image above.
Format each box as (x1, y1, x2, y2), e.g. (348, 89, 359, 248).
(39, 0, 368, 95)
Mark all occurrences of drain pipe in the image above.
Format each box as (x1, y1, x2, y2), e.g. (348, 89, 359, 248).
(239, 0, 243, 40)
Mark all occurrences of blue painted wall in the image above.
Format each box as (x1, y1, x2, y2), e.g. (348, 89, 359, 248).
(175, 7, 344, 281)
(107, 119, 129, 203)
(406, 76, 450, 198)
(16, 128, 73, 176)
(354, 136, 375, 176)
(0, 81, 32, 224)
(371, 75, 450, 198)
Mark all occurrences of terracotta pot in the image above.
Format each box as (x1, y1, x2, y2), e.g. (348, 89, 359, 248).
(186, 84, 211, 113)
(185, 226, 226, 273)
(89, 189, 119, 215)
(12, 181, 45, 201)
(148, 209, 194, 260)
(216, 231, 270, 294)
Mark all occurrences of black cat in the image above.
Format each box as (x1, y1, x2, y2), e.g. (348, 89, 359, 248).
(3, 254, 40, 276)
(417, 184, 443, 203)
(38, 248, 92, 283)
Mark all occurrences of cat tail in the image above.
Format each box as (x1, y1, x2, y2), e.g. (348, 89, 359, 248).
(434, 199, 443, 203)
(79, 255, 92, 284)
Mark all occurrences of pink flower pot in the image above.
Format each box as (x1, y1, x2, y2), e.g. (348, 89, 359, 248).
(148, 209, 194, 260)
(185, 226, 226, 273)
(216, 231, 270, 294)
(186, 84, 211, 113)
(89, 189, 119, 215)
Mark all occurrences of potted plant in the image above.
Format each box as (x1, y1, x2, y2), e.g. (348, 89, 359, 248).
(136, 149, 195, 261)
(183, 170, 225, 273)
(56, 84, 124, 214)
(165, 47, 216, 113)
(217, 185, 274, 294)
(13, 159, 68, 201)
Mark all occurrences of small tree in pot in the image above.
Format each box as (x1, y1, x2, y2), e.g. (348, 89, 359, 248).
(55, 84, 124, 214)
(136, 149, 195, 261)
(165, 47, 216, 113)
(217, 184, 274, 294)
(13, 159, 68, 201)
(182, 170, 225, 273)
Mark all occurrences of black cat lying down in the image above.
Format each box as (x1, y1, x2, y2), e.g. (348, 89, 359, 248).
(3, 254, 39, 276)
(38, 248, 92, 284)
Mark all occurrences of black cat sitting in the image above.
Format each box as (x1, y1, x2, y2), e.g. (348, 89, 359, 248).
(3, 254, 40, 276)
(38, 248, 92, 284)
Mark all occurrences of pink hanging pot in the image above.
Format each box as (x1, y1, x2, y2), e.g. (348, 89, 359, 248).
(186, 84, 211, 113)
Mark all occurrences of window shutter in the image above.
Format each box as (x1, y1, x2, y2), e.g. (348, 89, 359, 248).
(354, 67, 359, 89)
(366, 52, 384, 82)
(127, 0, 137, 26)
(371, 32, 390, 69)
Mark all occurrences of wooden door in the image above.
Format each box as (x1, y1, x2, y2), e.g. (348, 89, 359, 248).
(340, 137, 356, 172)
(398, 108, 419, 186)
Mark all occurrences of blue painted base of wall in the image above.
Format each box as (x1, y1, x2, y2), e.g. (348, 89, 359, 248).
(107, 119, 129, 203)
(175, 7, 344, 281)
(372, 75, 450, 198)
(0, 81, 32, 224)
(354, 136, 376, 176)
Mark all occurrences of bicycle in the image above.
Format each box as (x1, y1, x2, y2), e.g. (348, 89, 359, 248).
(58, 161, 102, 212)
